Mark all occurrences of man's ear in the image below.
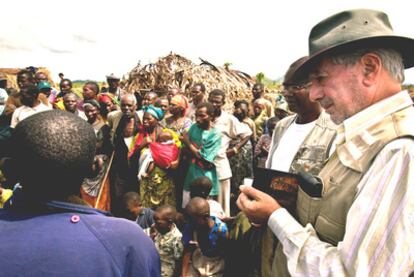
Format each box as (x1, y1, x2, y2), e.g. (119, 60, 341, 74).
(361, 53, 381, 86)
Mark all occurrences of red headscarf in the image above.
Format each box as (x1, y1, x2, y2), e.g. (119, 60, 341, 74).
(98, 93, 113, 103)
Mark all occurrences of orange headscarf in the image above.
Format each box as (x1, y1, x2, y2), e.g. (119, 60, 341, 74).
(170, 94, 189, 116)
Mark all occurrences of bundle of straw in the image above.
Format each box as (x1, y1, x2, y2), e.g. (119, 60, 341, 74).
(125, 52, 256, 111)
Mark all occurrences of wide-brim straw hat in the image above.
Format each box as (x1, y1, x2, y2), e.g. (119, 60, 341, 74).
(293, 9, 414, 81)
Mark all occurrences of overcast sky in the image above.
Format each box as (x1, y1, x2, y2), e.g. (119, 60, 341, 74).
(1, 0, 414, 84)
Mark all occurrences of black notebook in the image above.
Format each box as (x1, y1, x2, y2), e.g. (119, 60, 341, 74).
(252, 167, 302, 215)
(253, 167, 324, 215)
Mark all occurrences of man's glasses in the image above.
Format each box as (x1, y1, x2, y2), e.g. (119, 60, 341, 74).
(283, 82, 312, 92)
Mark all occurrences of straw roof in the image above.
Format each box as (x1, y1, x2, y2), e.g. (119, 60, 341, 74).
(125, 53, 256, 111)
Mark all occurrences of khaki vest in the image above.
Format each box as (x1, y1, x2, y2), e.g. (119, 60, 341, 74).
(273, 106, 414, 276)
(266, 112, 337, 175)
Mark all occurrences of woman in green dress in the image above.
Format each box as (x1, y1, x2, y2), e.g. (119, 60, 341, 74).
(182, 102, 222, 208)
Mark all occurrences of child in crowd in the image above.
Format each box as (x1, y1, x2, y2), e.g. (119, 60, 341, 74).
(254, 117, 279, 168)
(145, 205, 183, 277)
(182, 197, 228, 277)
(122, 191, 154, 229)
(154, 96, 170, 121)
(253, 99, 269, 138)
(190, 176, 225, 220)
(138, 129, 180, 180)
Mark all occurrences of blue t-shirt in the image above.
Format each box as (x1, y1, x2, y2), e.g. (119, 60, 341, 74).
(182, 216, 228, 257)
(0, 196, 160, 277)
(136, 207, 155, 229)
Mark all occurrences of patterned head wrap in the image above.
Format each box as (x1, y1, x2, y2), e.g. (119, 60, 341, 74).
(170, 94, 189, 115)
(83, 99, 101, 109)
(144, 105, 164, 121)
(97, 93, 113, 103)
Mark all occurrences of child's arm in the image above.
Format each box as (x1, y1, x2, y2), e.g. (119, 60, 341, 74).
(181, 132, 201, 159)
(217, 222, 230, 239)
(173, 237, 184, 276)
(146, 162, 155, 176)
(181, 247, 191, 277)
(136, 136, 153, 153)
(174, 237, 184, 261)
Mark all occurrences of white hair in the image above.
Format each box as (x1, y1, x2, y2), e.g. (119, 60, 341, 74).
(121, 93, 137, 105)
(331, 48, 405, 83)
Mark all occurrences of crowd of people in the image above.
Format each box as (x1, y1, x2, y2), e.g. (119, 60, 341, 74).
(0, 67, 291, 216)
(1, 8, 414, 277)
(0, 62, 290, 276)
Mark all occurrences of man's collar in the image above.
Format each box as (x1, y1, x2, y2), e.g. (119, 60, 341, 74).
(334, 91, 413, 171)
(6, 188, 110, 216)
(337, 91, 412, 145)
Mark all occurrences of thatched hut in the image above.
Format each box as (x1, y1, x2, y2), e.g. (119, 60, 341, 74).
(125, 53, 257, 111)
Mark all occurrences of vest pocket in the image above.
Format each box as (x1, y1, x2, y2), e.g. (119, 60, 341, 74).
(314, 178, 346, 245)
(314, 215, 344, 246)
(293, 145, 328, 175)
(296, 186, 323, 226)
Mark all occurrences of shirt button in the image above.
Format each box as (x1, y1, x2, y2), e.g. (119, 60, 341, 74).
(70, 215, 80, 223)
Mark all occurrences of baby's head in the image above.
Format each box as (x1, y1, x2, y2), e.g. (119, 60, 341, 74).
(153, 204, 176, 234)
(158, 130, 173, 143)
(190, 176, 213, 199)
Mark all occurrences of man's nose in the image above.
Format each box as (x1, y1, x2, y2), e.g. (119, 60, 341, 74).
(309, 85, 322, 102)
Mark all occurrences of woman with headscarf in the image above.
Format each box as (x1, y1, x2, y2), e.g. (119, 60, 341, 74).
(130, 105, 180, 209)
(164, 94, 192, 135)
(164, 94, 192, 208)
(97, 93, 119, 122)
(80, 100, 113, 210)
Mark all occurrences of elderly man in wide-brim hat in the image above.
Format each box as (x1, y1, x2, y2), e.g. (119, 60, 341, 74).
(237, 9, 414, 276)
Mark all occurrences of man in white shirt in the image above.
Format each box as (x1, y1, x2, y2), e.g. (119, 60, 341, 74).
(238, 9, 414, 276)
(266, 56, 337, 175)
(10, 84, 51, 128)
(208, 89, 252, 216)
(259, 56, 337, 276)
